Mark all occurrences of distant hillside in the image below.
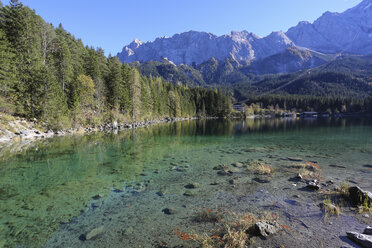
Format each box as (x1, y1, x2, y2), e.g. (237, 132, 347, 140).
(133, 55, 372, 99)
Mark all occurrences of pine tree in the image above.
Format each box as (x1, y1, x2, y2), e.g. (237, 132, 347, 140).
(55, 26, 73, 93)
(0, 28, 17, 113)
(105, 56, 122, 110)
(131, 69, 141, 120)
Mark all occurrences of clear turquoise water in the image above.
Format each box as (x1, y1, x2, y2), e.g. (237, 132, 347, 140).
(0, 118, 371, 247)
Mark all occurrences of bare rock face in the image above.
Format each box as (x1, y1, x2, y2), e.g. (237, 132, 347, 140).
(117, 30, 295, 66)
(286, 0, 372, 55)
(118, 0, 372, 69)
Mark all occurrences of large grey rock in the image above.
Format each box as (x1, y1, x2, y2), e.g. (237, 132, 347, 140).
(349, 186, 372, 205)
(255, 221, 280, 237)
(346, 231, 372, 248)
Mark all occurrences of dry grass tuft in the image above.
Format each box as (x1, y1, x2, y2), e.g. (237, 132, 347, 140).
(188, 211, 279, 248)
(321, 198, 341, 217)
(246, 161, 273, 175)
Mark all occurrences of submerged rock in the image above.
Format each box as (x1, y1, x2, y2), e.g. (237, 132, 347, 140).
(184, 190, 196, 196)
(213, 165, 228, 170)
(349, 186, 372, 205)
(92, 194, 104, 200)
(255, 221, 280, 237)
(217, 170, 229, 176)
(253, 177, 270, 184)
(287, 157, 303, 162)
(79, 226, 105, 241)
(346, 231, 372, 248)
(329, 164, 346, 169)
(162, 208, 177, 215)
(232, 162, 244, 168)
(184, 183, 199, 189)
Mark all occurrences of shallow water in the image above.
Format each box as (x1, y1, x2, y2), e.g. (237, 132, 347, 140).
(0, 118, 371, 247)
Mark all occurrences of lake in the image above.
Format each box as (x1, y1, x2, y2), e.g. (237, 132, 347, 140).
(0, 118, 371, 248)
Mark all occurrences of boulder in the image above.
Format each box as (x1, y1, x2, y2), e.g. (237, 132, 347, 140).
(255, 221, 280, 237)
(349, 186, 372, 205)
(346, 231, 372, 248)
(307, 181, 320, 190)
(364, 226, 372, 235)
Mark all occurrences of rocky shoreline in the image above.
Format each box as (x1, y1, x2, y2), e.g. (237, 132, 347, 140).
(0, 116, 202, 146)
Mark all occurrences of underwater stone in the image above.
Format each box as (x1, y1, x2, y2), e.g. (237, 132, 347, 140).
(184, 183, 199, 189)
(287, 157, 303, 162)
(85, 226, 104, 240)
(217, 170, 228, 176)
(92, 194, 104, 200)
(162, 208, 177, 215)
(183, 190, 195, 196)
(213, 165, 228, 170)
(232, 162, 244, 168)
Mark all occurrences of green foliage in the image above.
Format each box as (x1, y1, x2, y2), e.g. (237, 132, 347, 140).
(0, 1, 232, 128)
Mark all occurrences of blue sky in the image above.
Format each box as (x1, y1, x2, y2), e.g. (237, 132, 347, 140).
(20, 0, 362, 56)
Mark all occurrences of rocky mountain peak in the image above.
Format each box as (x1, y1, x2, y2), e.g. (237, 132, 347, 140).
(117, 0, 372, 67)
(117, 29, 296, 65)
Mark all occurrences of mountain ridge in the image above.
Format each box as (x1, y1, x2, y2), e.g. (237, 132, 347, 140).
(117, 0, 372, 74)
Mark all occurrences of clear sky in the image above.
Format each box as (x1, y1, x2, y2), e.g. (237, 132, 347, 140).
(19, 0, 362, 56)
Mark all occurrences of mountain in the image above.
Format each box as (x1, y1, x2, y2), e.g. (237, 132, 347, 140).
(118, 0, 372, 75)
(234, 55, 372, 100)
(134, 46, 335, 86)
(117, 30, 296, 66)
(286, 0, 372, 54)
(244, 47, 332, 75)
(135, 54, 372, 99)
